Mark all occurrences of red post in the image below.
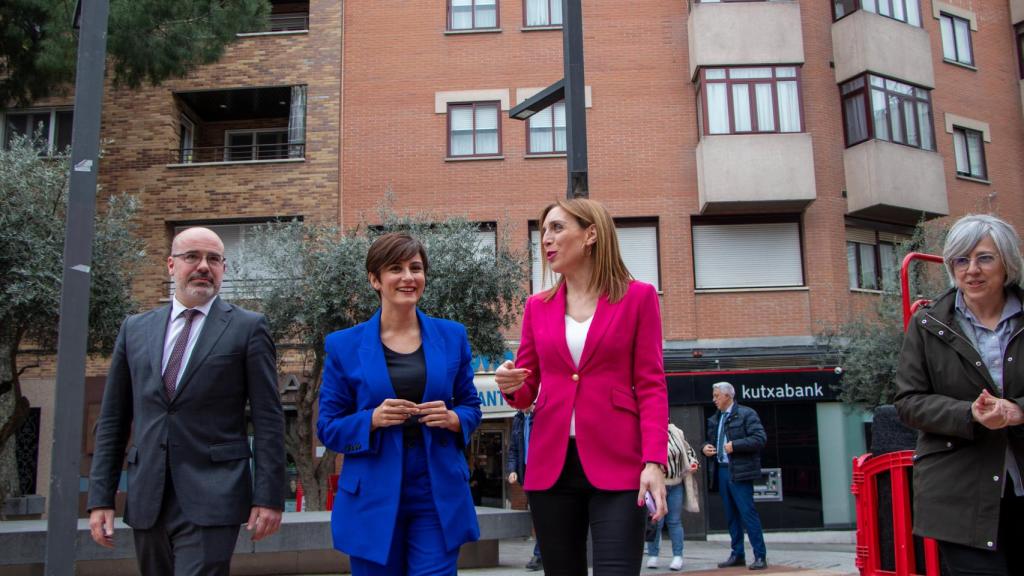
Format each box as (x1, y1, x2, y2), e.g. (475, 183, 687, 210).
(900, 252, 944, 329)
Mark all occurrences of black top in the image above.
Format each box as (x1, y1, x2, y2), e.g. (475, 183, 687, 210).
(383, 343, 426, 440)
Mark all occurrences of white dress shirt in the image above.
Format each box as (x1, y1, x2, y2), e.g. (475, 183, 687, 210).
(161, 296, 216, 390)
(565, 314, 593, 438)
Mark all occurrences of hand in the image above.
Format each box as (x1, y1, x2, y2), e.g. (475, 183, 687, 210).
(724, 441, 734, 454)
(246, 506, 282, 541)
(637, 463, 668, 522)
(1002, 399, 1024, 426)
(416, 400, 460, 432)
(372, 398, 418, 430)
(973, 390, 1008, 430)
(495, 360, 531, 396)
(508, 472, 518, 484)
(89, 508, 115, 549)
(702, 443, 717, 457)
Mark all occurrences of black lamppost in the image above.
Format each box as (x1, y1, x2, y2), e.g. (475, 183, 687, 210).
(509, 0, 588, 199)
(45, 1, 109, 574)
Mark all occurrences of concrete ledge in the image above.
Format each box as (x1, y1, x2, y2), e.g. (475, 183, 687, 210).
(0, 508, 533, 573)
(1, 495, 46, 518)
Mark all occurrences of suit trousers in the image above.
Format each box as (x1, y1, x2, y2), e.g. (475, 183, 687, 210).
(937, 482, 1024, 576)
(527, 439, 645, 576)
(132, 473, 241, 576)
(349, 439, 460, 576)
(718, 464, 766, 560)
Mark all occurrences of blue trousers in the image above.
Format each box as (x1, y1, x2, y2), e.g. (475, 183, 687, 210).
(350, 440, 459, 576)
(646, 483, 684, 557)
(718, 465, 766, 560)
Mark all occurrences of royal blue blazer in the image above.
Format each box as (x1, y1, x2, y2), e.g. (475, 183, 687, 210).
(317, 309, 482, 565)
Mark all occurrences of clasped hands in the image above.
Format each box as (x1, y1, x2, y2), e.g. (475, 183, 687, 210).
(372, 398, 461, 432)
(971, 389, 1024, 430)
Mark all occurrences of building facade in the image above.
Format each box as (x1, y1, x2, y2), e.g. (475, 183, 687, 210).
(5, 0, 1024, 530)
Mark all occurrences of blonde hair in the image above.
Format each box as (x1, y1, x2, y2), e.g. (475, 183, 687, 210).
(539, 198, 632, 303)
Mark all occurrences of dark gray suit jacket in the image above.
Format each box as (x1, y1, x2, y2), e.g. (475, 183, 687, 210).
(87, 297, 286, 529)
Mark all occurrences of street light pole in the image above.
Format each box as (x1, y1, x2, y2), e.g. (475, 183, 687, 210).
(44, 1, 110, 574)
(562, 0, 588, 199)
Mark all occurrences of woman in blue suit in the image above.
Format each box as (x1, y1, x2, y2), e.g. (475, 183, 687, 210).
(317, 232, 482, 576)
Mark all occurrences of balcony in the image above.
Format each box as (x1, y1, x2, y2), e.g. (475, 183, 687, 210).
(843, 139, 948, 224)
(695, 133, 816, 214)
(238, 1, 309, 35)
(687, 1, 805, 80)
(832, 9, 934, 87)
(171, 85, 306, 166)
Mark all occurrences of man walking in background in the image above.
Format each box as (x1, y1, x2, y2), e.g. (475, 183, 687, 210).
(507, 406, 542, 571)
(87, 227, 286, 575)
(703, 382, 768, 571)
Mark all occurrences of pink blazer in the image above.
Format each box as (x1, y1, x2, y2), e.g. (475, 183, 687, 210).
(509, 280, 668, 491)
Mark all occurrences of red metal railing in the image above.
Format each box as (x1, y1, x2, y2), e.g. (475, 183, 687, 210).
(899, 252, 944, 329)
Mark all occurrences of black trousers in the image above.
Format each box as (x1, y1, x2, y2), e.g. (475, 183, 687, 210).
(527, 439, 645, 576)
(132, 473, 241, 576)
(937, 482, 1024, 576)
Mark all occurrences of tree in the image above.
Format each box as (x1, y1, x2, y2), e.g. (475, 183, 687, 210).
(819, 222, 949, 409)
(234, 206, 530, 510)
(0, 0, 270, 106)
(0, 137, 144, 509)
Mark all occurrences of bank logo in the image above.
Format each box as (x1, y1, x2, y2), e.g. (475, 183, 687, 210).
(740, 382, 824, 400)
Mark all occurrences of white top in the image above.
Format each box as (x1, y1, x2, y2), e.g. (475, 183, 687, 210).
(161, 296, 216, 389)
(565, 314, 593, 437)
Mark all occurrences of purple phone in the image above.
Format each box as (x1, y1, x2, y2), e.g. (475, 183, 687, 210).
(644, 491, 657, 515)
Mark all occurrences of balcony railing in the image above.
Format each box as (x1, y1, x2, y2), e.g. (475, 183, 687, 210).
(172, 142, 305, 164)
(240, 12, 309, 34)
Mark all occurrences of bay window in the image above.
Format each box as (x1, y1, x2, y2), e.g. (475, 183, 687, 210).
(697, 66, 802, 136)
(840, 74, 934, 150)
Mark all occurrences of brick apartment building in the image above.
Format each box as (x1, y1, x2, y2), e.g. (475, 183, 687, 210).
(5, 0, 1024, 533)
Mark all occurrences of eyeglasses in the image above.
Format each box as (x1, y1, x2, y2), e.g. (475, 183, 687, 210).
(950, 253, 998, 272)
(172, 251, 226, 267)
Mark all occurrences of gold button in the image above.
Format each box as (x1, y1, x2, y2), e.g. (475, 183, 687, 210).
(572, 374, 579, 382)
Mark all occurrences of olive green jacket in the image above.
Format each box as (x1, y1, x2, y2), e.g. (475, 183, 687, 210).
(894, 287, 1024, 550)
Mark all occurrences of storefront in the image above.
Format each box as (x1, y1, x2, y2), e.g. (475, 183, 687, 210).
(469, 375, 517, 508)
(668, 367, 865, 531)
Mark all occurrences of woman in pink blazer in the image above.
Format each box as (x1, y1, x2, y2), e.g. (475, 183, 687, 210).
(496, 198, 669, 576)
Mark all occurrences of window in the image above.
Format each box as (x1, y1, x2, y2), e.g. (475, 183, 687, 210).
(448, 102, 501, 157)
(939, 13, 973, 66)
(846, 228, 905, 290)
(224, 129, 289, 161)
(448, 0, 497, 30)
(170, 221, 284, 299)
(840, 74, 934, 150)
(833, 0, 921, 26)
(2, 109, 73, 154)
(952, 126, 986, 180)
(525, 0, 561, 27)
(692, 220, 803, 289)
(697, 66, 802, 136)
(527, 101, 566, 154)
(530, 222, 660, 293)
(179, 116, 195, 164)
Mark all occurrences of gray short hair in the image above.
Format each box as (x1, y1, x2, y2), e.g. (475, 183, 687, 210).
(712, 381, 735, 398)
(942, 214, 1023, 287)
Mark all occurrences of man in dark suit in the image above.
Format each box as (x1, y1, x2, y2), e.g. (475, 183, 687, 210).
(507, 407, 542, 571)
(87, 226, 285, 575)
(702, 381, 768, 571)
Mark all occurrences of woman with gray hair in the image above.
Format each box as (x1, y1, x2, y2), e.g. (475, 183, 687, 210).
(894, 213, 1024, 575)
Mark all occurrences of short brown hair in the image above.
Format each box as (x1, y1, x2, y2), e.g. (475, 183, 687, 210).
(365, 232, 429, 282)
(539, 198, 632, 303)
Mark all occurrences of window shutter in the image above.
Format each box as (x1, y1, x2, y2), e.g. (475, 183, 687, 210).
(617, 226, 659, 290)
(693, 222, 803, 289)
(530, 230, 557, 294)
(845, 228, 876, 245)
